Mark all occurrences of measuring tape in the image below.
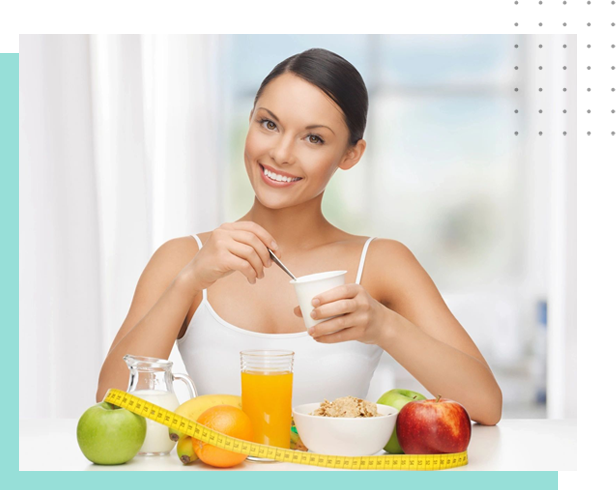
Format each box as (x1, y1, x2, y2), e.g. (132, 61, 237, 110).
(105, 389, 468, 471)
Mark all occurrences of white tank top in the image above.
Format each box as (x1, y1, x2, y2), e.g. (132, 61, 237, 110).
(177, 235, 383, 406)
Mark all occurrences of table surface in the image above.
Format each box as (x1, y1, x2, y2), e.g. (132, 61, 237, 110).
(19, 418, 576, 471)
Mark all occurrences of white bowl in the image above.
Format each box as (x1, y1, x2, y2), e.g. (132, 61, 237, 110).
(292, 402, 399, 457)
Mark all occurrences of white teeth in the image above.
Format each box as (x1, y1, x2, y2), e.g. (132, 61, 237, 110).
(263, 167, 300, 182)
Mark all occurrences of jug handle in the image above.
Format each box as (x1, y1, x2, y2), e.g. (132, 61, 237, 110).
(172, 373, 198, 398)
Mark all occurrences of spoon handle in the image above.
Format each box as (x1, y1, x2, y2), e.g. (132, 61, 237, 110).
(268, 249, 297, 281)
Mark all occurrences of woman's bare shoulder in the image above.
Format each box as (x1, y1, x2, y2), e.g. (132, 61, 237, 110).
(370, 238, 442, 312)
(363, 238, 429, 307)
(156, 232, 213, 263)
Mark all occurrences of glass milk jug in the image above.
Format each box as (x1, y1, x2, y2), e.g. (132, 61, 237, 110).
(124, 355, 197, 456)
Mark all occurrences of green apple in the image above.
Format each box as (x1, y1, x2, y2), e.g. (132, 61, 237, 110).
(77, 401, 146, 465)
(377, 389, 426, 454)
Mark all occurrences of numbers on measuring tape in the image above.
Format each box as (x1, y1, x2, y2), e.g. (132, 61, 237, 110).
(104, 389, 468, 471)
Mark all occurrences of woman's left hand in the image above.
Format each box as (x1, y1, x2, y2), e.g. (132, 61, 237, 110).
(293, 284, 389, 345)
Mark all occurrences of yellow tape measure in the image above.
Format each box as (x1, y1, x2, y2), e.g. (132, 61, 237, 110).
(105, 389, 468, 471)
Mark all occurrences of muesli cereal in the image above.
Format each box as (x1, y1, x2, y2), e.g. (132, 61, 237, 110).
(311, 396, 381, 418)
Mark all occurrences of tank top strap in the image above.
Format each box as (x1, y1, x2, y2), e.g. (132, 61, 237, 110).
(355, 237, 377, 284)
(191, 234, 203, 250)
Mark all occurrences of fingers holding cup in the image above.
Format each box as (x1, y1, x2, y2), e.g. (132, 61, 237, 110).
(309, 313, 356, 340)
(310, 298, 357, 322)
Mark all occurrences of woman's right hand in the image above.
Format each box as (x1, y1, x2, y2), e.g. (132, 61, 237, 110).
(181, 221, 279, 291)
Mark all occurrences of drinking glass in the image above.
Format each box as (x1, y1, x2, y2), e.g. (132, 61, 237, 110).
(240, 350, 294, 462)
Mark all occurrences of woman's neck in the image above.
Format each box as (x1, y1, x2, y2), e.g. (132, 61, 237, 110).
(239, 195, 339, 253)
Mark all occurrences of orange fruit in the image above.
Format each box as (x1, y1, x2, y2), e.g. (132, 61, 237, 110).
(192, 405, 254, 468)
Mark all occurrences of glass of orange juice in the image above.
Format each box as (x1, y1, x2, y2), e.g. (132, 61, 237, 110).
(240, 350, 294, 462)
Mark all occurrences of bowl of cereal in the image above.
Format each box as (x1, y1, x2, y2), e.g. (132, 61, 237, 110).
(292, 396, 399, 456)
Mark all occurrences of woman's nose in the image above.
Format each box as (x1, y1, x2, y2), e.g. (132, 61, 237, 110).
(269, 135, 296, 165)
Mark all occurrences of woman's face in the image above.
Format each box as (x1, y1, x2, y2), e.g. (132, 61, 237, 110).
(244, 73, 364, 209)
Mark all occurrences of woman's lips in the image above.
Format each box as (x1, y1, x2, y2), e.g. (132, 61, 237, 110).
(259, 164, 303, 188)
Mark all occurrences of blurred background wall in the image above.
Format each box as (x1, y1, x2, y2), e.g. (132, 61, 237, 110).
(19, 34, 576, 420)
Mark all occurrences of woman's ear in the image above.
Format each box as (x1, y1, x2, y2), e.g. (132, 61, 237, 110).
(338, 139, 367, 171)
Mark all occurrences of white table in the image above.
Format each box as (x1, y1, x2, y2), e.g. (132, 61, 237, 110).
(19, 419, 576, 471)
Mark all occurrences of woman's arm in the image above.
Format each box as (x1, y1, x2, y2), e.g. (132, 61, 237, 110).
(95, 237, 201, 402)
(379, 308, 502, 425)
(375, 239, 502, 425)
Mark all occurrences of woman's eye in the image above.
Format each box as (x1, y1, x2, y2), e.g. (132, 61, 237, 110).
(258, 118, 276, 131)
(258, 118, 324, 145)
(308, 135, 324, 145)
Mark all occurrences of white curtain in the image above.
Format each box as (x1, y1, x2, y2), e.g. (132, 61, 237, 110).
(19, 35, 225, 418)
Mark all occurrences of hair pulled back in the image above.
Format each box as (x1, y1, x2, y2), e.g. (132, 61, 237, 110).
(253, 48, 369, 147)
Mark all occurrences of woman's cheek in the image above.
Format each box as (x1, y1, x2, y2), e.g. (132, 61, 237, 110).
(245, 131, 270, 159)
(244, 130, 257, 155)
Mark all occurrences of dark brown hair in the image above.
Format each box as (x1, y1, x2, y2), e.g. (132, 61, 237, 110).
(253, 48, 369, 147)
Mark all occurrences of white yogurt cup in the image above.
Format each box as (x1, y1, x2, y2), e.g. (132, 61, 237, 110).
(291, 270, 347, 330)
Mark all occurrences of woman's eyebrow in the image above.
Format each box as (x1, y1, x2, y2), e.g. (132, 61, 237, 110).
(257, 107, 335, 135)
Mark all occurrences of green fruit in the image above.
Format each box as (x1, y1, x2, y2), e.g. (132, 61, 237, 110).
(377, 389, 426, 454)
(77, 401, 146, 465)
(176, 435, 198, 464)
(290, 423, 307, 452)
(383, 428, 404, 455)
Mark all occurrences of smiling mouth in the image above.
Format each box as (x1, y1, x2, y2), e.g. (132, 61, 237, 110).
(259, 164, 303, 183)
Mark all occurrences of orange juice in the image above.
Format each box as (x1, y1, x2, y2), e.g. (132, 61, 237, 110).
(241, 371, 293, 448)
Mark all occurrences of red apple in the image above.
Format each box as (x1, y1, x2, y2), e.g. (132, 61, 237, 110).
(396, 395, 471, 454)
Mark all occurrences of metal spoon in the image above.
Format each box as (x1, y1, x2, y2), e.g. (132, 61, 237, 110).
(268, 248, 298, 281)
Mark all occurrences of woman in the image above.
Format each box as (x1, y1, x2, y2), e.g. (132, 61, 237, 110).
(97, 48, 502, 425)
